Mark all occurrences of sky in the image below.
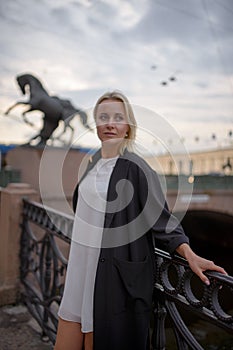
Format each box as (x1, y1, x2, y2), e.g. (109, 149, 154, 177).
(0, 0, 233, 155)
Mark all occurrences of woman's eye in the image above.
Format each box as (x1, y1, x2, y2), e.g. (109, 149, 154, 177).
(99, 114, 108, 121)
(115, 115, 124, 122)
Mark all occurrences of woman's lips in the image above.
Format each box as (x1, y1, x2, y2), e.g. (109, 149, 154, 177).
(104, 132, 117, 136)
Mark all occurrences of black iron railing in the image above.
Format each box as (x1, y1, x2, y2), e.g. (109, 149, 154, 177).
(153, 250, 233, 349)
(20, 199, 233, 348)
(20, 198, 72, 343)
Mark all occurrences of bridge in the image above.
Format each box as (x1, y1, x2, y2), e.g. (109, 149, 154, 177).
(1, 146, 233, 348)
(165, 174, 233, 214)
(164, 175, 233, 281)
(146, 148, 233, 255)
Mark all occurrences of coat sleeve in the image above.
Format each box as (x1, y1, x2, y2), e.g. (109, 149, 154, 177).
(137, 160, 189, 254)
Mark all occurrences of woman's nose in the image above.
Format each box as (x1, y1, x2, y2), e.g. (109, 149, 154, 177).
(106, 123, 114, 129)
(105, 117, 115, 127)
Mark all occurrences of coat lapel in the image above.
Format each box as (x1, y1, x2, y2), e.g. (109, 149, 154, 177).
(104, 156, 130, 228)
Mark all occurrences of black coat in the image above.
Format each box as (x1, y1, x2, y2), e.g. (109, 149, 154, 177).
(73, 150, 189, 350)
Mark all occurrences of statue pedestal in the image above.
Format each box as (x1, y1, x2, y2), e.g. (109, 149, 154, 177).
(0, 183, 38, 305)
(6, 146, 90, 214)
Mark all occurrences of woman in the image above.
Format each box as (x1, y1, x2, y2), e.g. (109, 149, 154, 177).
(54, 91, 226, 350)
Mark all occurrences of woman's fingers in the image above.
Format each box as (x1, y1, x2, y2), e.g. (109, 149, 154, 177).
(189, 258, 228, 285)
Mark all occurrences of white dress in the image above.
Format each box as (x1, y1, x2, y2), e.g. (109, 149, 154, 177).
(58, 156, 118, 333)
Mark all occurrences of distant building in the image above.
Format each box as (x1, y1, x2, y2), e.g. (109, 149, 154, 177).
(146, 147, 233, 175)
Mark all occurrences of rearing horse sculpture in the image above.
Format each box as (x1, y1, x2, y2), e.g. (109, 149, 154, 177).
(5, 73, 91, 146)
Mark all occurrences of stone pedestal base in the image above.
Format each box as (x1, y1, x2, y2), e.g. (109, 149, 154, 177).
(0, 183, 38, 306)
(6, 146, 90, 214)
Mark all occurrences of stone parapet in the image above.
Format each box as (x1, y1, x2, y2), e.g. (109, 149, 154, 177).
(0, 183, 38, 306)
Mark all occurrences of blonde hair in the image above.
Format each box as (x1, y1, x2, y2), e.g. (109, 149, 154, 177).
(93, 91, 137, 155)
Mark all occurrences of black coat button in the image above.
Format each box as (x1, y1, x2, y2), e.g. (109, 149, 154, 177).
(100, 258, 105, 262)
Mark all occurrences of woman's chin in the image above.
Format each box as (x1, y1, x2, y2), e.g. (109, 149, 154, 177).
(102, 137, 124, 146)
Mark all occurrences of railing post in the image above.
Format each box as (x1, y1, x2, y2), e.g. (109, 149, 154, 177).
(152, 292, 167, 350)
(0, 183, 38, 305)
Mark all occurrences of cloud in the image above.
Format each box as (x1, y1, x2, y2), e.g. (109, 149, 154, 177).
(0, 0, 232, 151)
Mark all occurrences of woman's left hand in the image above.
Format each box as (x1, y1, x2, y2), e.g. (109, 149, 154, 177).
(176, 243, 227, 285)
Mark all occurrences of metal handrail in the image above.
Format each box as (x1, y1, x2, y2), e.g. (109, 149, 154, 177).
(20, 198, 233, 348)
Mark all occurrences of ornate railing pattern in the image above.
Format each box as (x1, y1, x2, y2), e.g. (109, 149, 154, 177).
(20, 199, 233, 348)
(20, 199, 72, 343)
(153, 250, 233, 349)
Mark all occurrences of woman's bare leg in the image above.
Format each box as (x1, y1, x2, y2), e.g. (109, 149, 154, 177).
(54, 318, 84, 350)
(84, 332, 93, 350)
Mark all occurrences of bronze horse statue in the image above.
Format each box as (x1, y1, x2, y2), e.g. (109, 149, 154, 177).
(5, 73, 91, 146)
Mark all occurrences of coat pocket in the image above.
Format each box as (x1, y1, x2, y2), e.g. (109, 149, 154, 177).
(112, 256, 153, 314)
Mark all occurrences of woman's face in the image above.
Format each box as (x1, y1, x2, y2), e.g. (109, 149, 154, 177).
(95, 99, 130, 144)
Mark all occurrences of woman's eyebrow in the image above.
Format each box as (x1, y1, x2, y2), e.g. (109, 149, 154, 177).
(99, 112, 108, 116)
